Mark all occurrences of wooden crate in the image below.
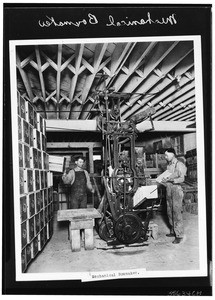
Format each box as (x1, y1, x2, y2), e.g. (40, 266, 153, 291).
(49, 155, 66, 173)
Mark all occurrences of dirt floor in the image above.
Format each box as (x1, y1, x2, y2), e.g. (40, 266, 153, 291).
(26, 210, 199, 275)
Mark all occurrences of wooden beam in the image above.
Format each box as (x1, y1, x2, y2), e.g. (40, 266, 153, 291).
(136, 121, 196, 132)
(106, 42, 136, 88)
(35, 45, 47, 118)
(81, 43, 108, 105)
(123, 75, 195, 120)
(121, 41, 194, 118)
(20, 53, 35, 68)
(16, 53, 34, 101)
(180, 113, 196, 121)
(171, 109, 196, 121)
(155, 90, 195, 119)
(163, 99, 195, 120)
(56, 44, 63, 119)
(47, 142, 102, 148)
(121, 41, 178, 98)
(45, 119, 195, 133)
(46, 119, 97, 132)
(113, 42, 156, 92)
(69, 44, 84, 104)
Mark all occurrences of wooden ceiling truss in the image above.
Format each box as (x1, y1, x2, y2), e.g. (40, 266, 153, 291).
(16, 40, 196, 124)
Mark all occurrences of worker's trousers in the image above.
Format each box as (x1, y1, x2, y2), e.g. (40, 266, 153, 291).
(166, 183, 184, 238)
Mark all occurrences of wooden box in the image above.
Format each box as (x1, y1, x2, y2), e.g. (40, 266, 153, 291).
(31, 235, 39, 259)
(19, 96, 26, 119)
(35, 213, 40, 235)
(22, 119, 30, 145)
(35, 191, 42, 213)
(30, 147, 38, 169)
(21, 221, 28, 249)
(26, 243, 32, 265)
(28, 216, 35, 243)
(24, 144, 31, 169)
(43, 188, 48, 207)
(40, 170, 45, 189)
(33, 169, 40, 191)
(37, 150, 42, 169)
(39, 229, 45, 251)
(27, 193, 35, 218)
(20, 195, 28, 222)
(41, 134, 46, 151)
(37, 113, 43, 133)
(44, 207, 48, 223)
(19, 168, 25, 195)
(33, 110, 37, 129)
(17, 91, 20, 116)
(48, 187, 53, 204)
(19, 143, 23, 167)
(47, 172, 53, 187)
(21, 248, 27, 272)
(18, 116, 22, 141)
(25, 101, 34, 126)
(29, 125, 34, 148)
(49, 155, 66, 173)
(37, 130, 41, 150)
(40, 210, 45, 229)
(24, 169, 34, 193)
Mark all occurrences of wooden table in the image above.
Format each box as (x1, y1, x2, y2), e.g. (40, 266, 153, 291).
(57, 208, 101, 252)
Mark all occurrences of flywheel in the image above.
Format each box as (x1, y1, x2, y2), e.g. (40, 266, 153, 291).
(99, 219, 115, 241)
(114, 212, 143, 244)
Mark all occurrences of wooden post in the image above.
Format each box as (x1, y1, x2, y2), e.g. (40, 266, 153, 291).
(88, 145, 94, 173)
(84, 229, 94, 250)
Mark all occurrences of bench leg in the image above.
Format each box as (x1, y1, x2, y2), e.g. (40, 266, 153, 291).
(84, 229, 94, 250)
(69, 226, 81, 252)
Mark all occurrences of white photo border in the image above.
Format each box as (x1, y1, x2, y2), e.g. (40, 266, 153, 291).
(9, 35, 207, 282)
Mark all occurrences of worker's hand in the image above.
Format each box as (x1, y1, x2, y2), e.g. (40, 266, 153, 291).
(91, 188, 95, 194)
(162, 177, 174, 183)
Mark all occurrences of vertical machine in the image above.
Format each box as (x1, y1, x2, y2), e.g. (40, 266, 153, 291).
(95, 91, 161, 245)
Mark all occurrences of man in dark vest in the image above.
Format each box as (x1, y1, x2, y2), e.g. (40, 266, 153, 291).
(62, 156, 94, 209)
(162, 148, 187, 244)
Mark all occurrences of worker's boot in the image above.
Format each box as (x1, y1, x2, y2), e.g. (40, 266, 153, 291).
(172, 237, 183, 244)
(166, 228, 175, 237)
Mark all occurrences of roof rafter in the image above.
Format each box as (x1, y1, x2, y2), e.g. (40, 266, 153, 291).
(16, 53, 34, 101)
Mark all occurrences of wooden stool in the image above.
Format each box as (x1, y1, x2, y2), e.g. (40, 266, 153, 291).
(57, 208, 101, 252)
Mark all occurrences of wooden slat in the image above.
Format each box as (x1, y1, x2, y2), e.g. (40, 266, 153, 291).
(155, 90, 195, 120)
(81, 43, 108, 104)
(16, 53, 34, 101)
(113, 42, 156, 92)
(162, 99, 195, 120)
(56, 44, 63, 115)
(121, 42, 193, 119)
(170, 108, 196, 121)
(120, 41, 178, 96)
(47, 141, 101, 148)
(20, 53, 35, 68)
(57, 208, 101, 221)
(35, 46, 47, 117)
(106, 42, 136, 87)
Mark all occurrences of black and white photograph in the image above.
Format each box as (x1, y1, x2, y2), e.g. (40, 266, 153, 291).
(3, 3, 212, 296)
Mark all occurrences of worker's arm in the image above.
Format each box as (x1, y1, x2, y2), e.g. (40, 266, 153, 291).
(84, 170, 95, 193)
(173, 162, 187, 184)
(62, 169, 75, 185)
(164, 162, 187, 184)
